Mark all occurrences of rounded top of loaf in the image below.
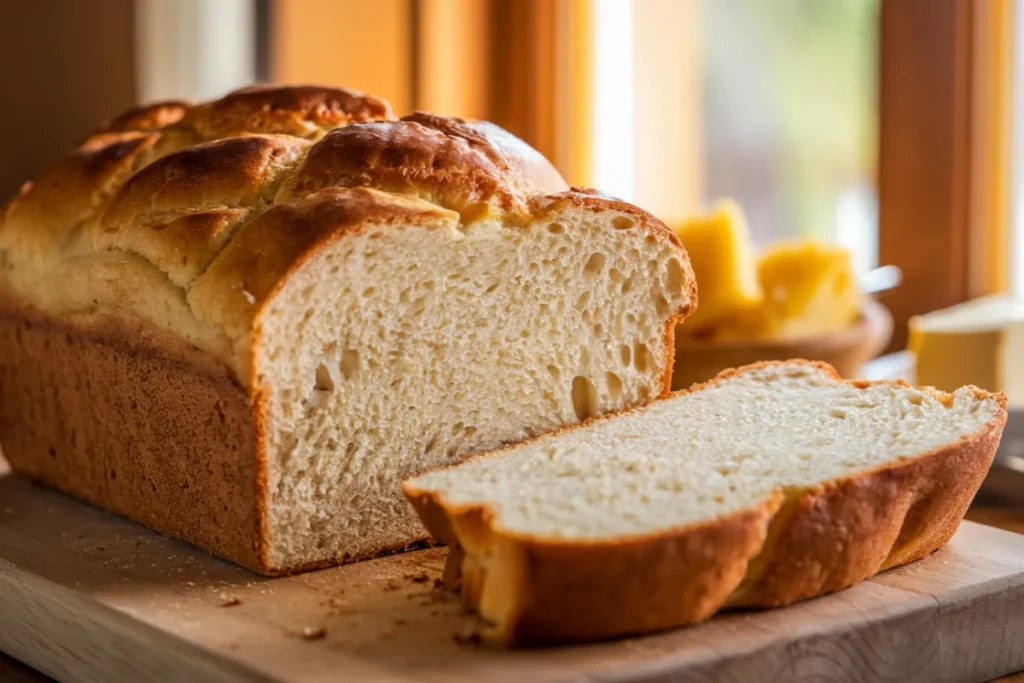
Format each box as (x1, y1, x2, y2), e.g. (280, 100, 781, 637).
(278, 112, 569, 215)
(0, 83, 693, 383)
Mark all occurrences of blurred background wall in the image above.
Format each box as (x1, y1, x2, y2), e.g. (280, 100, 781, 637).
(0, 1, 137, 199)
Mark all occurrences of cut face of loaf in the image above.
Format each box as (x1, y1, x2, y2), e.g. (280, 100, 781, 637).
(0, 85, 695, 574)
(403, 361, 1007, 645)
(252, 189, 692, 570)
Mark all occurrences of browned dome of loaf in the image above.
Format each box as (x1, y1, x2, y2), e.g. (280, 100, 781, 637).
(0, 83, 654, 384)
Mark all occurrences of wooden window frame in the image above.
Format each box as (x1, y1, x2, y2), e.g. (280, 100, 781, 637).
(879, 0, 1013, 352)
(267, 0, 595, 184)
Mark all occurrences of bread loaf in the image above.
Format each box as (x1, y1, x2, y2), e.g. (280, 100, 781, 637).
(0, 85, 695, 574)
(404, 360, 1006, 645)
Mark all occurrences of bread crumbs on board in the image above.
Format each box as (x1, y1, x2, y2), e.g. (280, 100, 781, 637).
(297, 626, 327, 641)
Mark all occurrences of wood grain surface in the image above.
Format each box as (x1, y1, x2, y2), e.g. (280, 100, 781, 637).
(2, 463, 1024, 683)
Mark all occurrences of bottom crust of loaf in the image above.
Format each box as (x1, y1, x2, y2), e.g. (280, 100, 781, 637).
(0, 304, 267, 571)
(405, 362, 1007, 646)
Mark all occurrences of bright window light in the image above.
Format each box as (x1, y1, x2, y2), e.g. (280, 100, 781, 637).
(593, 0, 634, 202)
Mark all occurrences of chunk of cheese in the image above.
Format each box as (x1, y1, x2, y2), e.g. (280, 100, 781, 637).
(712, 240, 862, 341)
(909, 294, 1024, 405)
(758, 240, 862, 338)
(672, 200, 763, 333)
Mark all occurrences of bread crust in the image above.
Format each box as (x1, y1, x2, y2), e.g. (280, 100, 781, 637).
(403, 360, 1007, 645)
(0, 303, 263, 571)
(0, 84, 697, 575)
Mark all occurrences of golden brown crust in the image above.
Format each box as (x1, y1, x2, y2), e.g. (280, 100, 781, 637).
(114, 208, 251, 288)
(406, 489, 781, 644)
(95, 100, 192, 134)
(101, 134, 310, 223)
(0, 303, 263, 571)
(0, 132, 160, 262)
(400, 113, 569, 195)
(182, 84, 394, 140)
(93, 135, 311, 288)
(403, 360, 1007, 645)
(278, 116, 568, 215)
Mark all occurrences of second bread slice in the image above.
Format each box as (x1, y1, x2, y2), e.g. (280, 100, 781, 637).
(403, 360, 1007, 645)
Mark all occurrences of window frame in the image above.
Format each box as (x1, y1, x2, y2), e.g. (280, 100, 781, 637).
(878, 0, 1013, 351)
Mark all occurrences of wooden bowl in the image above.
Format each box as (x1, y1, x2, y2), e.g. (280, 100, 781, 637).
(671, 299, 894, 391)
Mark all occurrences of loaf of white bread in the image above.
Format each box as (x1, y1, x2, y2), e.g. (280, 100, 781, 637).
(404, 361, 1006, 645)
(0, 85, 695, 574)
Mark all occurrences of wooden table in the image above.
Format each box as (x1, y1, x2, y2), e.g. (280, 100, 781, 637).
(2, 468, 1024, 683)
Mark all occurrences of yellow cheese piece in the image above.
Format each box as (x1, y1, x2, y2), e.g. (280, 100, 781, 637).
(718, 240, 861, 340)
(909, 294, 1024, 404)
(672, 200, 763, 333)
(761, 241, 864, 339)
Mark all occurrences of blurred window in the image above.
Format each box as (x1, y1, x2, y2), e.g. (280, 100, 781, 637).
(701, 0, 879, 267)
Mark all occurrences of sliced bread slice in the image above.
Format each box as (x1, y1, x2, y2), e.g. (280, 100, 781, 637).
(403, 360, 1007, 645)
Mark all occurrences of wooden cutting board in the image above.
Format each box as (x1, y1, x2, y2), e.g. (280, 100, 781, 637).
(3, 465, 1024, 683)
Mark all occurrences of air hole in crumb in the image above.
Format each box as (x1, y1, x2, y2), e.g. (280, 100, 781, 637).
(608, 268, 623, 284)
(831, 408, 847, 419)
(655, 294, 671, 317)
(340, 349, 360, 380)
(716, 465, 734, 476)
(485, 282, 499, 294)
(571, 375, 598, 421)
(363, 286, 375, 297)
(547, 365, 561, 381)
(314, 362, 335, 392)
(619, 344, 632, 366)
(543, 446, 557, 461)
(621, 274, 637, 295)
(605, 372, 623, 399)
(666, 258, 683, 291)
(612, 216, 634, 230)
(575, 290, 591, 312)
(634, 342, 654, 372)
(583, 253, 606, 278)
(547, 223, 565, 234)
(645, 234, 658, 245)
(907, 394, 924, 406)
(425, 432, 441, 454)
